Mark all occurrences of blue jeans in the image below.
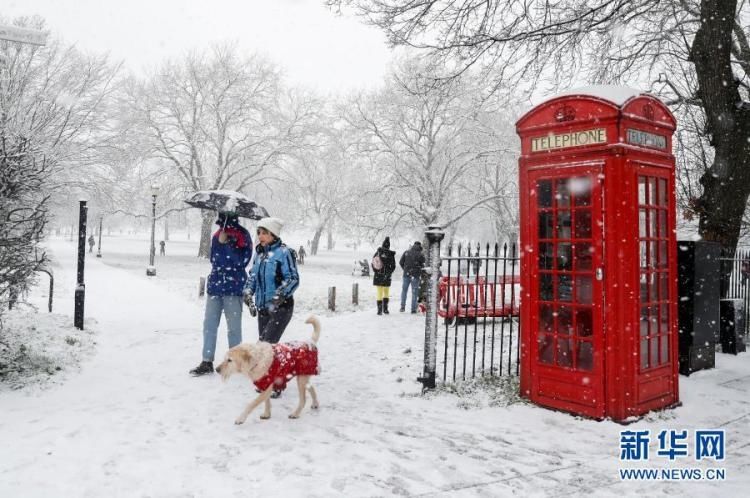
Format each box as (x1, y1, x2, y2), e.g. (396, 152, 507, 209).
(401, 275, 420, 312)
(202, 295, 243, 362)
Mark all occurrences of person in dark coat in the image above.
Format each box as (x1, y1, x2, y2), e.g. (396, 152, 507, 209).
(399, 241, 426, 313)
(159, 240, 166, 256)
(372, 237, 396, 315)
(190, 212, 253, 376)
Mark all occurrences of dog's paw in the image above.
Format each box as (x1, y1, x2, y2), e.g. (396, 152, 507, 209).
(234, 418, 245, 425)
(288, 413, 299, 419)
(259, 413, 270, 420)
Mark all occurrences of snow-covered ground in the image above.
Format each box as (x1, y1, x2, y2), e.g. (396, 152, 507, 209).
(1, 234, 749, 497)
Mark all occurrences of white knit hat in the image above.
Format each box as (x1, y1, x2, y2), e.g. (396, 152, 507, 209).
(257, 217, 283, 237)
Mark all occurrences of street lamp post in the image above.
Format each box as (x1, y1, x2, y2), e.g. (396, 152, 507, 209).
(96, 216, 103, 258)
(146, 185, 159, 276)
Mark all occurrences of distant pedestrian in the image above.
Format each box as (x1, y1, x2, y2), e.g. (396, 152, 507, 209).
(189, 213, 253, 377)
(159, 240, 166, 256)
(298, 245, 306, 265)
(87, 235, 95, 253)
(742, 257, 750, 285)
(372, 237, 396, 315)
(399, 241, 425, 313)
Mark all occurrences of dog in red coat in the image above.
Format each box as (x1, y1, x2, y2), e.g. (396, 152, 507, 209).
(216, 315, 321, 424)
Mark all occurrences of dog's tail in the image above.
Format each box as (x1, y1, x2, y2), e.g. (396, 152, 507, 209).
(305, 315, 321, 344)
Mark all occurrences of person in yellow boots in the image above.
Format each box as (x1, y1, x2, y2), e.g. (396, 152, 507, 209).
(371, 237, 396, 315)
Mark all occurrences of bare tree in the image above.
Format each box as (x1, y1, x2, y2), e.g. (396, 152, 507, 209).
(0, 16, 119, 317)
(344, 59, 498, 232)
(124, 45, 305, 257)
(332, 0, 750, 288)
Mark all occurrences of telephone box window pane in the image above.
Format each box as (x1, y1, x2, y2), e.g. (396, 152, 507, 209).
(540, 273, 554, 300)
(556, 338, 573, 367)
(574, 210, 592, 238)
(539, 243, 554, 269)
(660, 335, 669, 364)
(556, 210, 571, 238)
(557, 274, 573, 301)
(648, 177, 657, 205)
(639, 241, 648, 269)
(640, 339, 649, 369)
(640, 307, 649, 336)
(576, 275, 593, 304)
(658, 241, 668, 268)
(638, 176, 647, 205)
(649, 337, 659, 367)
(659, 272, 669, 301)
(658, 178, 667, 206)
(650, 208, 658, 238)
(537, 180, 553, 207)
(649, 273, 659, 304)
(557, 305, 573, 335)
(649, 305, 659, 335)
(639, 209, 647, 238)
(575, 243, 593, 271)
(555, 179, 570, 207)
(660, 303, 670, 334)
(640, 273, 649, 303)
(576, 307, 593, 337)
(571, 177, 591, 206)
(658, 210, 667, 237)
(577, 341, 593, 371)
(539, 334, 554, 364)
(557, 243, 572, 270)
(650, 241, 659, 268)
(539, 304, 554, 333)
(539, 211, 554, 239)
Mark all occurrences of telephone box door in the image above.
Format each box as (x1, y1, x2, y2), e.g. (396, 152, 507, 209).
(528, 165, 606, 417)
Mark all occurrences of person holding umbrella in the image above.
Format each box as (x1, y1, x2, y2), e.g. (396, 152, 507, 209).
(243, 217, 299, 395)
(189, 212, 253, 376)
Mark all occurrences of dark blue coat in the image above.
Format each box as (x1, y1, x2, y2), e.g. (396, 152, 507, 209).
(206, 226, 253, 296)
(246, 240, 299, 310)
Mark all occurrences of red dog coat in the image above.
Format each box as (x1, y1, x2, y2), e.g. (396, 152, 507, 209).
(253, 342, 320, 392)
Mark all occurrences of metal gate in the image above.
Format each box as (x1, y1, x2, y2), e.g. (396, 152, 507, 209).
(721, 247, 750, 336)
(432, 242, 520, 382)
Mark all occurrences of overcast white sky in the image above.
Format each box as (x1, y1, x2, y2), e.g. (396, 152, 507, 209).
(2, 0, 392, 93)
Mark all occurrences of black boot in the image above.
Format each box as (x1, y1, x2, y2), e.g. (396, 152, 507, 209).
(189, 361, 214, 376)
(383, 297, 390, 314)
(377, 300, 383, 315)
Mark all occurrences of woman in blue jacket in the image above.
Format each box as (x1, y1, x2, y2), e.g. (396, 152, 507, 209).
(244, 217, 299, 345)
(190, 212, 253, 376)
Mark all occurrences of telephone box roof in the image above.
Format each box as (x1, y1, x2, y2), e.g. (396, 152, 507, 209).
(536, 85, 644, 107)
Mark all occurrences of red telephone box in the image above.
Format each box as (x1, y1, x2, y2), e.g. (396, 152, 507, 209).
(516, 87, 679, 420)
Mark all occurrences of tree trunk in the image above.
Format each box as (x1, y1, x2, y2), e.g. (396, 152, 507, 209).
(691, 0, 750, 296)
(163, 216, 169, 242)
(198, 210, 214, 258)
(326, 228, 334, 250)
(311, 226, 324, 256)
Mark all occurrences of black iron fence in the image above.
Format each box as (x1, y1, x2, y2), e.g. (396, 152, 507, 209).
(720, 247, 750, 336)
(432, 242, 521, 383)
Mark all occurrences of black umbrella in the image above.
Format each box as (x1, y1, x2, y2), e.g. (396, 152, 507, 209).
(184, 190, 269, 220)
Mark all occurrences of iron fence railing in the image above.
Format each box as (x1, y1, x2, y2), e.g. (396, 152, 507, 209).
(434, 242, 521, 382)
(720, 248, 750, 336)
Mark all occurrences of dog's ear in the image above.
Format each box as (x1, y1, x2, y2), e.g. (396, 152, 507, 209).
(236, 346, 253, 368)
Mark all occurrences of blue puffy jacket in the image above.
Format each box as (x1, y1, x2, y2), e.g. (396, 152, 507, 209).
(246, 240, 299, 310)
(206, 225, 253, 296)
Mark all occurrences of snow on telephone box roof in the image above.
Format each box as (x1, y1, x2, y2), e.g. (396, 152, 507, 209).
(538, 85, 644, 107)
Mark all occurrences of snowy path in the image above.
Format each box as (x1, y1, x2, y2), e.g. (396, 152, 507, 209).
(1, 241, 749, 497)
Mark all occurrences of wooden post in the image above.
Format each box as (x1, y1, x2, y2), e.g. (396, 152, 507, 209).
(199, 277, 206, 297)
(352, 283, 359, 305)
(328, 286, 336, 311)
